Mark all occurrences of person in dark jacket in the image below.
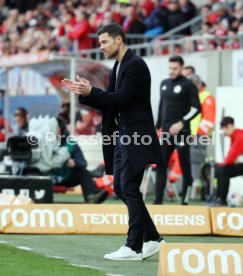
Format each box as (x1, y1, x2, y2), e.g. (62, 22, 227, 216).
(179, 0, 197, 21)
(155, 56, 201, 205)
(179, 0, 197, 34)
(121, 3, 145, 44)
(166, 0, 189, 35)
(62, 23, 164, 261)
(55, 117, 108, 204)
(13, 107, 29, 136)
(144, 0, 167, 35)
(122, 4, 145, 34)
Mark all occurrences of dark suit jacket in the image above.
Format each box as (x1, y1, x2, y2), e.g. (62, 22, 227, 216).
(79, 49, 162, 174)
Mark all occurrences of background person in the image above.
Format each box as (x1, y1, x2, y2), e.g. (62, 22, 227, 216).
(0, 110, 5, 142)
(182, 65, 195, 78)
(215, 116, 243, 205)
(13, 107, 29, 136)
(189, 74, 216, 197)
(0, 109, 13, 142)
(55, 117, 108, 204)
(155, 55, 201, 205)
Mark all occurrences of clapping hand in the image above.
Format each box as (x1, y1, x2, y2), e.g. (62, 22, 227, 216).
(61, 75, 92, 97)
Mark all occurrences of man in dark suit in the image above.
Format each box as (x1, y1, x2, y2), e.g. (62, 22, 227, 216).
(62, 23, 164, 261)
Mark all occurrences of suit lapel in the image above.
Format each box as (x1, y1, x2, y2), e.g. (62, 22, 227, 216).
(108, 61, 118, 91)
(115, 49, 133, 90)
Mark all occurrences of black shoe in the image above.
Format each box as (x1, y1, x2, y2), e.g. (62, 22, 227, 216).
(87, 189, 108, 204)
(153, 200, 163, 205)
(207, 194, 217, 204)
(209, 198, 227, 207)
(158, 236, 165, 242)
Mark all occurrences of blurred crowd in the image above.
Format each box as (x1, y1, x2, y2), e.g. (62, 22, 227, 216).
(0, 0, 195, 56)
(153, 0, 243, 54)
(0, 0, 243, 56)
(184, 0, 243, 52)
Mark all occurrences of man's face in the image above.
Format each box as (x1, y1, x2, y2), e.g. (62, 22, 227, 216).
(169, 62, 183, 79)
(99, 32, 120, 59)
(222, 124, 234, 137)
(14, 112, 25, 128)
(168, 2, 179, 12)
(182, 68, 194, 78)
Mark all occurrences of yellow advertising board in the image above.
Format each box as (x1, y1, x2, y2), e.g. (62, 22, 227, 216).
(158, 243, 243, 276)
(211, 207, 243, 236)
(0, 204, 211, 235)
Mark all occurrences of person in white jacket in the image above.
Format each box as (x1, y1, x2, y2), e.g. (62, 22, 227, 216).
(27, 116, 70, 172)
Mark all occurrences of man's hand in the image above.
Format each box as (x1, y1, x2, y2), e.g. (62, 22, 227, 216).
(169, 121, 184, 136)
(67, 158, 76, 168)
(61, 75, 92, 97)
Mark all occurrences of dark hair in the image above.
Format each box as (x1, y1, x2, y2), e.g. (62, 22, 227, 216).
(169, 55, 184, 66)
(15, 107, 28, 117)
(58, 111, 70, 124)
(220, 116, 234, 128)
(56, 116, 67, 136)
(184, 65, 195, 73)
(203, 22, 212, 28)
(202, 4, 211, 10)
(97, 23, 126, 43)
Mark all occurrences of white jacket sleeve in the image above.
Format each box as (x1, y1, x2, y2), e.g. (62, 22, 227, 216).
(30, 134, 70, 173)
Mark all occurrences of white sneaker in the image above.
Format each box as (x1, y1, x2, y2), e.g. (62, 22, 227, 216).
(104, 245, 143, 261)
(142, 239, 166, 259)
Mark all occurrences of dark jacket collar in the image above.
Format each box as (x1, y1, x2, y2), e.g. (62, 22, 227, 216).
(109, 49, 134, 90)
(115, 49, 133, 87)
(115, 48, 133, 67)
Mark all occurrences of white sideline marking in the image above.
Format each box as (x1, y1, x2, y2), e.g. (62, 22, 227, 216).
(0, 240, 6, 244)
(107, 274, 124, 276)
(47, 255, 63, 259)
(16, 246, 32, 251)
(70, 263, 101, 270)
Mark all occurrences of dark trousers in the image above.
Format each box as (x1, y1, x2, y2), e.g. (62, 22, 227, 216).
(60, 167, 99, 201)
(155, 130, 193, 204)
(113, 137, 160, 252)
(216, 163, 243, 203)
